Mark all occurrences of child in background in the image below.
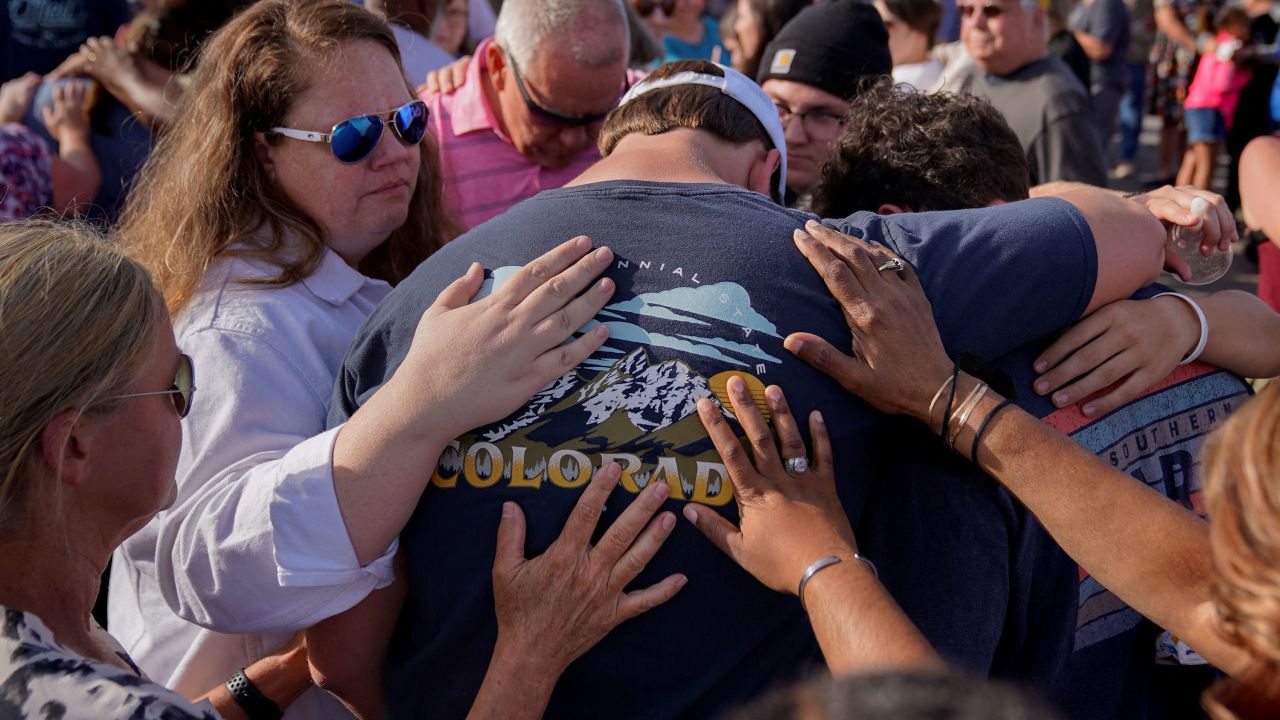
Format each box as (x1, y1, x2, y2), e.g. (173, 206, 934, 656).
(0, 74, 100, 220)
(1178, 5, 1253, 189)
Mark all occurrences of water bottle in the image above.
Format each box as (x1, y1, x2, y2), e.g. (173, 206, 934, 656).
(1167, 197, 1232, 286)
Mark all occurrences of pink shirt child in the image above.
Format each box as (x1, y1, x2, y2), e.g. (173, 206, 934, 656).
(1184, 32, 1252, 129)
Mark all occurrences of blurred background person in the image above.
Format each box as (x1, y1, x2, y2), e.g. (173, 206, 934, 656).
(0, 74, 99, 219)
(731, 0, 811, 77)
(1071, 0, 1132, 147)
(632, 0, 727, 61)
(1177, 5, 1252, 189)
(1115, 0, 1156, 179)
(875, 0, 946, 90)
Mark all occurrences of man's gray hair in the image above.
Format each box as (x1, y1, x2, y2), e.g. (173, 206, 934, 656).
(494, 0, 630, 68)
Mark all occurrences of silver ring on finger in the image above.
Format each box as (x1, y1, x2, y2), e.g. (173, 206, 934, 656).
(876, 257, 905, 274)
(784, 456, 810, 476)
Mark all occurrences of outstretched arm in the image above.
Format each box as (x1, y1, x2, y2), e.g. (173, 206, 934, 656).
(1031, 289, 1280, 417)
(783, 222, 1252, 676)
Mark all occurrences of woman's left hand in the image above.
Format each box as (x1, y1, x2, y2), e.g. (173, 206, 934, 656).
(684, 378, 855, 595)
(781, 220, 952, 427)
(491, 463, 686, 673)
(1032, 296, 1200, 417)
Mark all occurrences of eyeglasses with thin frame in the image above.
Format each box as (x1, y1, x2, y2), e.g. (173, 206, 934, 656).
(774, 103, 849, 141)
(632, 0, 676, 17)
(958, 3, 1006, 20)
(506, 52, 627, 128)
(108, 353, 196, 419)
(268, 100, 429, 164)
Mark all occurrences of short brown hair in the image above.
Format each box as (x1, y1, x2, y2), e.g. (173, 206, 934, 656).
(811, 81, 1030, 217)
(598, 60, 775, 158)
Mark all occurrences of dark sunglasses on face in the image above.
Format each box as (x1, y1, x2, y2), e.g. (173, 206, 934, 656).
(958, 3, 1006, 19)
(633, 0, 677, 17)
(268, 100, 430, 164)
(109, 353, 197, 419)
(506, 52, 624, 128)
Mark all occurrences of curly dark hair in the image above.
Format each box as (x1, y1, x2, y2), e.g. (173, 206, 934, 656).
(810, 81, 1031, 218)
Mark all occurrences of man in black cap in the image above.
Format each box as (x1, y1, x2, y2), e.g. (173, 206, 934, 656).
(755, 0, 892, 206)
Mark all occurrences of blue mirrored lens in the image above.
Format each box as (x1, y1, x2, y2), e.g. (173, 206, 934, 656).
(331, 115, 383, 163)
(394, 101, 428, 145)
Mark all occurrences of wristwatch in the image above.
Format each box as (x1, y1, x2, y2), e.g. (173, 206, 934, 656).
(226, 668, 283, 720)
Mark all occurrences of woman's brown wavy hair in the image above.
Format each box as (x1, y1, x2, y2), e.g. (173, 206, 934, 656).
(119, 0, 458, 315)
(1205, 382, 1280, 679)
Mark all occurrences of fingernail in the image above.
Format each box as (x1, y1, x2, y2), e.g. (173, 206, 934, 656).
(784, 336, 804, 354)
(502, 501, 515, 518)
(812, 410, 825, 425)
(593, 325, 609, 338)
(597, 277, 613, 293)
(682, 505, 698, 525)
(805, 219, 821, 231)
(674, 574, 688, 589)
(1034, 379, 1049, 394)
(793, 228, 811, 242)
(594, 246, 611, 261)
(1033, 360, 1047, 373)
(660, 512, 676, 530)
(1053, 392, 1069, 406)
(604, 462, 621, 480)
(651, 481, 669, 500)
(1083, 404, 1097, 417)
(765, 386, 782, 402)
(575, 236, 590, 250)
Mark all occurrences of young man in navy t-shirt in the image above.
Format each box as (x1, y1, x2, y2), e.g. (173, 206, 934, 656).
(323, 61, 1172, 718)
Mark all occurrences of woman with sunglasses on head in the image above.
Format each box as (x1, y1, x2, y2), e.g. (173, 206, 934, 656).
(109, 2, 631, 718)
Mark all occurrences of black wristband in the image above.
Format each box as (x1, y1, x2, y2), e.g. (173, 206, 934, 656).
(226, 668, 282, 720)
(971, 398, 1014, 463)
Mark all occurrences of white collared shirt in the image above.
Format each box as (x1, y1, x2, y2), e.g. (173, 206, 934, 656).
(109, 247, 396, 719)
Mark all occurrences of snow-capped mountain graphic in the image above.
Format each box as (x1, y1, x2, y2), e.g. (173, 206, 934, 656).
(481, 348, 715, 445)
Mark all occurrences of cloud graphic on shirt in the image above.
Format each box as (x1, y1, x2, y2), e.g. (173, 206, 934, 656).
(612, 283, 782, 337)
(480, 268, 780, 367)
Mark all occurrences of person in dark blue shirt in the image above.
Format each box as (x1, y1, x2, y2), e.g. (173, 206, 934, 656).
(315, 60, 1173, 719)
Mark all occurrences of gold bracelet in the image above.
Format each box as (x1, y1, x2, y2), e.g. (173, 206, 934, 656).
(948, 382, 988, 449)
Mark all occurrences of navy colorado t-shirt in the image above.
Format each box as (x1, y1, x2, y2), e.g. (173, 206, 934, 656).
(329, 181, 1098, 718)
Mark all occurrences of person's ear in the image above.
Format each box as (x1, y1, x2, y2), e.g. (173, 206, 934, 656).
(877, 202, 909, 214)
(748, 147, 782, 198)
(253, 133, 278, 184)
(487, 43, 508, 91)
(39, 409, 92, 488)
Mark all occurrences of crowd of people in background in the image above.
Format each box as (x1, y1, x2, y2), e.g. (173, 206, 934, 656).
(1, 0, 1280, 719)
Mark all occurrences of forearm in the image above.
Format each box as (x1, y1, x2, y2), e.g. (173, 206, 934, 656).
(51, 136, 100, 211)
(194, 638, 312, 720)
(1056, 189, 1165, 312)
(332, 372, 459, 565)
(1195, 291, 1280, 378)
(309, 567, 406, 720)
(803, 560, 943, 674)
(105, 67, 180, 128)
(942, 374, 1249, 673)
(466, 639, 562, 720)
(1156, 7, 1198, 51)
(1074, 32, 1114, 60)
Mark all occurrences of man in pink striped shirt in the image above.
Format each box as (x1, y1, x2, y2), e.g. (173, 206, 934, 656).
(421, 0, 631, 229)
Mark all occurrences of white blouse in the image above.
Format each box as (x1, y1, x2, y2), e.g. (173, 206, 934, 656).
(109, 248, 396, 719)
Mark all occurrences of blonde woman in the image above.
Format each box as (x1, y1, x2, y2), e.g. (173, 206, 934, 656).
(109, 1, 637, 717)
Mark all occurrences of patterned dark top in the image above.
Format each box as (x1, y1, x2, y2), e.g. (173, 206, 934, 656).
(0, 606, 219, 719)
